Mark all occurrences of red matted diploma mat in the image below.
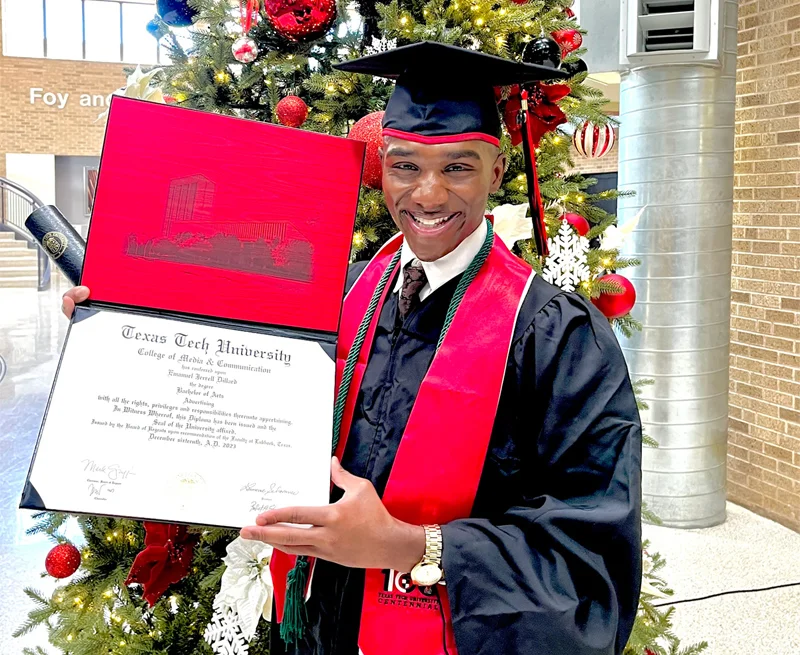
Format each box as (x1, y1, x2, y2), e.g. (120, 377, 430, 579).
(21, 96, 365, 528)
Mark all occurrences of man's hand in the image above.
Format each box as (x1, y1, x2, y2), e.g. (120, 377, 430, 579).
(62, 286, 90, 318)
(240, 457, 425, 572)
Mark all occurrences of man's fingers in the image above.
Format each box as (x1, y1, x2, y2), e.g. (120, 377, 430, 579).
(271, 545, 318, 558)
(330, 456, 363, 492)
(61, 296, 75, 319)
(255, 505, 333, 527)
(61, 286, 90, 318)
(68, 286, 90, 302)
(239, 525, 324, 547)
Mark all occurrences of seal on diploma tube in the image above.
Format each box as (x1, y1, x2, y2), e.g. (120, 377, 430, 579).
(42, 231, 69, 259)
(25, 205, 86, 286)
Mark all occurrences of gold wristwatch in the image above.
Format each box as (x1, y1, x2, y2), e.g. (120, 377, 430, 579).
(410, 524, 444, 587)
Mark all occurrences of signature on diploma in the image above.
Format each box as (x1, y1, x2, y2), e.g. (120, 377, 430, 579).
(240, 482, 299, 496)
(82, 459, 135, 481)
(88, 482, 107, 498)
(250, 501, 278, 513)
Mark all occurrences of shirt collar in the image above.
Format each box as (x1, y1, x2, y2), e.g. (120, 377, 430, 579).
(393, 219, 488, 295)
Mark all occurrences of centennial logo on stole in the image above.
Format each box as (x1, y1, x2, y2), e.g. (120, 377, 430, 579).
(377, 569, 442, 612)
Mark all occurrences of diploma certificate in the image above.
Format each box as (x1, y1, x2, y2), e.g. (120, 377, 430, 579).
(20, 96, 364, 527)
(24, 307, 335, 528)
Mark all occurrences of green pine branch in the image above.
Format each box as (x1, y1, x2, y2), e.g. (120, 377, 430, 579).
(613, 314, 643, 339)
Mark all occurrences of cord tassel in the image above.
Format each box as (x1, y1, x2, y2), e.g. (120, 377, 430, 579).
(279, 223, 496, 647)
(280, 556, 310, 646)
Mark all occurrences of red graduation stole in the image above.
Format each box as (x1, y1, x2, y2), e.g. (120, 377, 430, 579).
(272, 231, 533, 654)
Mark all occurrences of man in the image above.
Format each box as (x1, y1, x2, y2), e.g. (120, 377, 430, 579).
(62, 42, 641, 655)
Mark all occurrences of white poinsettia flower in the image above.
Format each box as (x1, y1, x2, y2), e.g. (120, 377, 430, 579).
(216, 537, 274, 640)
(98, 65, 164, 120)
(121, 65, 165, 103)
(642, 554, 653, 575)
(641, 577, 670, 599)
(489, 203, 532, 249)
(640, 549, 669, 598)
(601, 204, 647, 251)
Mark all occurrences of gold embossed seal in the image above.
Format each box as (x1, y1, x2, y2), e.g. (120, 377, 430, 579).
(42, 231, 68, 259)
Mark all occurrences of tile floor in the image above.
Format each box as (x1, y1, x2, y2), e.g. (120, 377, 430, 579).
(1, 280, 799, 654)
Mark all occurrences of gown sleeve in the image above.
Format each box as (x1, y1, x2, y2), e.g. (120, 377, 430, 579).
(440, 290, 642, 655)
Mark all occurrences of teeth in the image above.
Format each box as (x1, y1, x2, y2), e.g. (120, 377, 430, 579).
(410, 213, 452, 227)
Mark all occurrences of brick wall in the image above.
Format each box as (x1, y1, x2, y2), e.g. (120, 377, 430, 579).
(569, 136, 619, 176)
(730, 0, 800, 532)
(0, 12, 125, 178)
(568, 111, 620, 177)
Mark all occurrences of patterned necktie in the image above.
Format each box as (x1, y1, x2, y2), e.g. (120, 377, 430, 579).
(398, 258, 428, 321)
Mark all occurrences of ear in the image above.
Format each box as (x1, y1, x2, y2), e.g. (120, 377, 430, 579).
(488, 152, 507, 194)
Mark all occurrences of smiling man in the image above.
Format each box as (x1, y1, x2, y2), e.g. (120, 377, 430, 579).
(61, 42, 642, 655)
(258, 42, 643, 655)
(381, 139, 503, 262)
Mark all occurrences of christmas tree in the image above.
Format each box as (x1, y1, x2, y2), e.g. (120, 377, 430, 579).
(15, 1, 706, 653)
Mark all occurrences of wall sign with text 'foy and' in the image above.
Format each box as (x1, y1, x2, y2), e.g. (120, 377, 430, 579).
(29, 87, 116, 110)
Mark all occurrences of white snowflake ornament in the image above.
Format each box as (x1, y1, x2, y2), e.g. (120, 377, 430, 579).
(204, 598, 250, 655)
(542, 220, 591, 292)
(364, 36, 397, 55)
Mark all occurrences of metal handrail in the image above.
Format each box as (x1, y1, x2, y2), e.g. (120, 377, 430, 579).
(0, 177, 52, 291)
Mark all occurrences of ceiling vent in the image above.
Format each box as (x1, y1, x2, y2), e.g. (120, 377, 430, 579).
(621, 0, 722, 65)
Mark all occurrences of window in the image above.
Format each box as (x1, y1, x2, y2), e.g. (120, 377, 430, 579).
(45, 0, 83, 60)
(2, 0, 44, 58)
(122, 2, 159, 64)
(1, 0, 177, 64)
(84, 0, 122, 62)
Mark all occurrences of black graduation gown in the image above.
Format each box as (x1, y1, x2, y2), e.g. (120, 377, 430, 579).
(271, 263, 642, 655)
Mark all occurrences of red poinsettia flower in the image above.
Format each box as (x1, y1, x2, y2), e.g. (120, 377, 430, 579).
(501, 82, 571, 147)
(125, 522, 199, 607)
(501, 87, 524, 146)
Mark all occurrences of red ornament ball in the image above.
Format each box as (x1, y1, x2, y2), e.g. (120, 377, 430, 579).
(348, 111, 384, 189)
(593, 274, 636, 319)
(263, 0, 336, 42)
(563, 212, 590, 236)
(275, 95, 308, 128)
(552, 28, 583, 57)
(45, 543, 81, 579)
(232, 35, 259, 63)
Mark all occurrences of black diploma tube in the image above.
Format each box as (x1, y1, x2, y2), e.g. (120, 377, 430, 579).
(25, 205, 86, 286)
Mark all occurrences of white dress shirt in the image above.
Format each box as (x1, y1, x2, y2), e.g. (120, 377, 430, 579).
(393, 219, 488, 301)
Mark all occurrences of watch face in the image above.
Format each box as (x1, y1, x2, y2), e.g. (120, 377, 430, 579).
(412, 562, 442, 587)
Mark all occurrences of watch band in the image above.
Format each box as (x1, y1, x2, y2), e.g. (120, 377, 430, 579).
(422, 524, 443, 565)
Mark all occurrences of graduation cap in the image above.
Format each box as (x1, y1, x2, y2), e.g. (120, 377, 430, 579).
(335, 41, 569, 257)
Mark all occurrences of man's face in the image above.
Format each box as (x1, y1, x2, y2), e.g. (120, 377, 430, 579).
(380, 136, 506, 262)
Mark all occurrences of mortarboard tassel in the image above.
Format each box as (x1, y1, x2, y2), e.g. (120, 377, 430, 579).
(518, 89, 549, 258)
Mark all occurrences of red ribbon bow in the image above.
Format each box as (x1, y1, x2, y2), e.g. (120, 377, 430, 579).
(501, 82, 571, 147)
(125, 522, 199, 607)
